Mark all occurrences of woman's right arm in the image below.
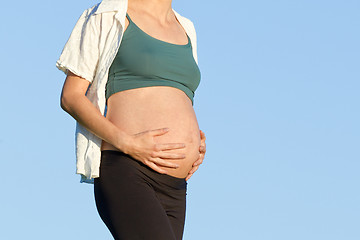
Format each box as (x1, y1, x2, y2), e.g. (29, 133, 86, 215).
(60, 71, 186, 174)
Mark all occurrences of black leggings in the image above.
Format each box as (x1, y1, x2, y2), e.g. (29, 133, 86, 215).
(94, 150, 187, 240)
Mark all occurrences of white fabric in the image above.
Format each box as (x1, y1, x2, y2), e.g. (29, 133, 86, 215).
(56, 0, 199, 184)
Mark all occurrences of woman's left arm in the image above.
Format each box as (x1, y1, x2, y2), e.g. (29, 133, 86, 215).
(185, 130, 206, 181)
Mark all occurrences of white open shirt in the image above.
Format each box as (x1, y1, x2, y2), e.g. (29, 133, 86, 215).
(56, 0, 199, 184)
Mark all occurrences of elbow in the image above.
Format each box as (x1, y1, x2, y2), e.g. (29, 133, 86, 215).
(60, 73, 90, 114)
(60, 92, 72, 113)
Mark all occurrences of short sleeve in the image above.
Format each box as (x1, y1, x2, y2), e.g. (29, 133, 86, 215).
(56, 7, 100, 82)
(190, 21, 198, 64)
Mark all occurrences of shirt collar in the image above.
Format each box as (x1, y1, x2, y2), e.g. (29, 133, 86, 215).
(95, 0, 126, 15)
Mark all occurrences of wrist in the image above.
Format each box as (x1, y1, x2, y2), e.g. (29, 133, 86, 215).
(113, 129, 133, 154)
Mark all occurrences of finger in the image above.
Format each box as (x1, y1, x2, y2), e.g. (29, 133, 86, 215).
(188, 166, 199, 174)
(156, 151, 186, 159)
(150, 157, 179, 169)
(155, 143, 186, 151)
(199, 145, 206, 153)
(193, 157, 203, 166)
(149, 128, 170, 137)
(193, 154, 203, 166)
(200, 130, 206, 140)
(145, 160, 168, 174)
(185, 173, 193, 181)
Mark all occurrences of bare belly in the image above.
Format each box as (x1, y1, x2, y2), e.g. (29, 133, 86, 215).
(101, 86, 201, 178)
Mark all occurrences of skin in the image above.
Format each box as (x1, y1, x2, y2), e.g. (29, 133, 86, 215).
(61, 0, 206, 180)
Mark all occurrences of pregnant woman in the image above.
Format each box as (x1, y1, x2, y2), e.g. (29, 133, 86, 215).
(57, 0, 206, 239)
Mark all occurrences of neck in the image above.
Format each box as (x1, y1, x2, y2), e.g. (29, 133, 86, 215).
(128, 0, 174, 21)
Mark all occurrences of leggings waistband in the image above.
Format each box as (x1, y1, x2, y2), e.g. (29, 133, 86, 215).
(100, 150, 187, 189)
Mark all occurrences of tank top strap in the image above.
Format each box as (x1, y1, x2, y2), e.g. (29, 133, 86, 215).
(126, 12, 133, 24)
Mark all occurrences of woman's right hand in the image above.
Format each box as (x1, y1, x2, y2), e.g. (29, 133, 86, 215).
(123, 128, 186, 174)
(61, 73, 185, 175)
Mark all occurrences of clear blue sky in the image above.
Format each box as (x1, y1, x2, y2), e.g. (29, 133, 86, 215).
(1, 0, 359, 239)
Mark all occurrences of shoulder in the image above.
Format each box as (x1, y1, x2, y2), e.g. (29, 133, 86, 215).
(70, 2, 120, 37)
(76, 1, 119, 24)
(77, 3, 102, 21)
(173, 9, 197, 36)
(173, 10, 194, 25)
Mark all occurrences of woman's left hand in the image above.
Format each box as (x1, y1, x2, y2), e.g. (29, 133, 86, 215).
(186, 130, 206, 181)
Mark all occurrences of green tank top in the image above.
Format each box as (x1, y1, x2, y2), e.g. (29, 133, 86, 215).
(105, 13, 201, 105)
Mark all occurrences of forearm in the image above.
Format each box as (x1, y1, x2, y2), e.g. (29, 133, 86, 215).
(61, 94, 131, 153)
